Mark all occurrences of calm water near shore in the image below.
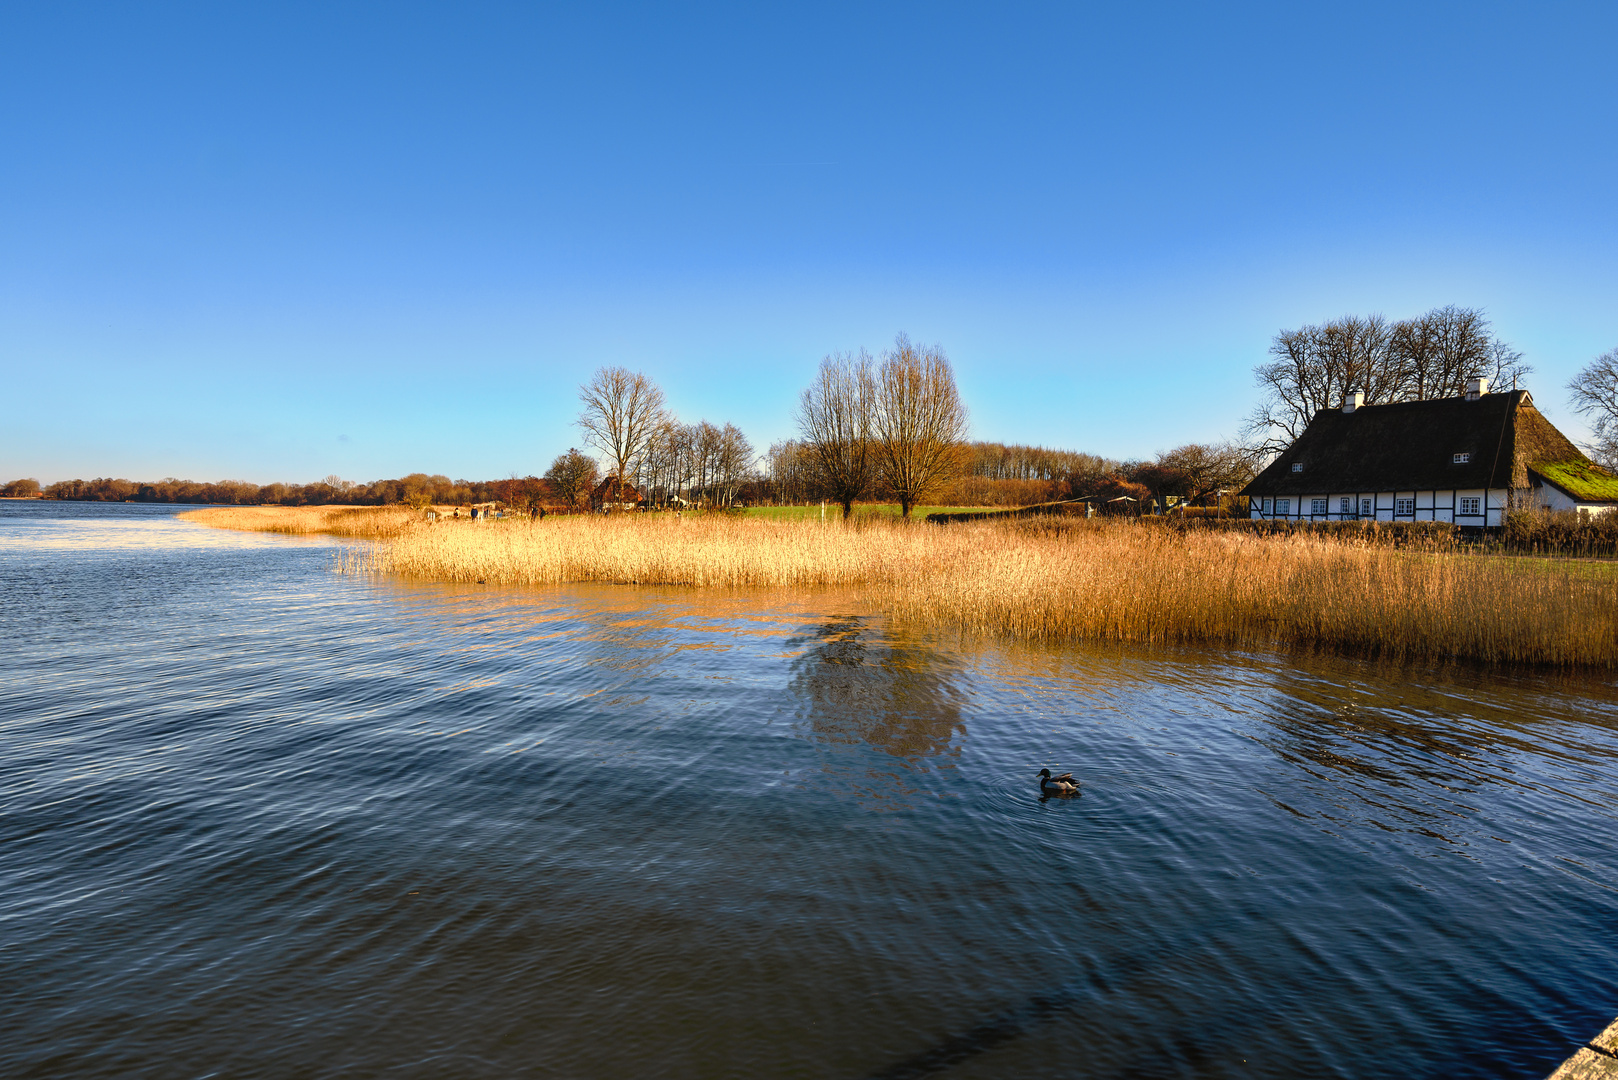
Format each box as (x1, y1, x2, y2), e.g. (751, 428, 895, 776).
(4, 501, 1617, 1079)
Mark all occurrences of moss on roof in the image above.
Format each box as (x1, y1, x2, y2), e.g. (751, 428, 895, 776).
(1531, 459, 1618, 502)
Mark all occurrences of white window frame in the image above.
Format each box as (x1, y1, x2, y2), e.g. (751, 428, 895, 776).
(1291, 463, 1303, 473)
(1459, 496, 1481, 516)
(1311, 498, 1328, 515)
(1276, 498, 1291, 515)
(1359, 499, 1373, 517)
(1339, 497, 1352, 514)
(1395, 497, 1415, 516)
(1453, 453, 1470, 464)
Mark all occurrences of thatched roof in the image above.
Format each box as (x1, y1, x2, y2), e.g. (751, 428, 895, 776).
(593, 475, 640, 503)
(1242, 390, 1618, 502)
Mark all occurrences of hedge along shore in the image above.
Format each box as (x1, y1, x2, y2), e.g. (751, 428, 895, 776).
(327, 514, 1618, 668)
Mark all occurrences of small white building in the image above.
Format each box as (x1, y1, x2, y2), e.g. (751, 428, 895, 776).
(1242, 379, 1618, 525)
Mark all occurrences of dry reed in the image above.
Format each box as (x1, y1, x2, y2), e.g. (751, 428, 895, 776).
(337, 515, 1618, 667)
(179, 505, 421, 539)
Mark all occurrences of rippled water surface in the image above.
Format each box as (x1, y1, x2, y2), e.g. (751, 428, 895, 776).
(4, 502, 1618, 1078)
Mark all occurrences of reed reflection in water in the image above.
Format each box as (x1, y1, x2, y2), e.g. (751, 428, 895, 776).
(2, 502, 1616, 1080)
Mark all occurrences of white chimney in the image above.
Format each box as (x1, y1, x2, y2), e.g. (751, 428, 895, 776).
(1466, 375, 1488, 400)
(1342, 391, 1364, 413)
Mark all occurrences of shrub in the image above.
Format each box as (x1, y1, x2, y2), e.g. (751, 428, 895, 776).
(1503, 509, 1618, 558)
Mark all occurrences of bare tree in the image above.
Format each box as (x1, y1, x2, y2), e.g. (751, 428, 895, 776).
(1389, 305, 1493, 400)
(1154, 441, 1258, 503)
(872, 334, 970, 517)
(796, 350, 876, 519)
(1568, 348, 1618, 470)
(1246, 314, 1398, 455)
(765, 439, 811, 504)
(714, 422, 755, 507)
(544, 448, 599, 510)
(576, 367, 666, 486)
(1247, 307, 1532, 456)
(1484, 338, 1533, 392)
(1389, 306, 1533, 398)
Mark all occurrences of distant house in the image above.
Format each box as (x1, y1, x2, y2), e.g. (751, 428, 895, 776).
(1241, 377, 1618, 526)
(591, 475, 642, 512)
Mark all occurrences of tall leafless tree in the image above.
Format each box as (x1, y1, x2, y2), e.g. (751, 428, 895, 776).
(576, 367, 666, 487)
(1568, 348, 1618, 470)
(796, 350, 876, 519)
(873, 334, 970, 517)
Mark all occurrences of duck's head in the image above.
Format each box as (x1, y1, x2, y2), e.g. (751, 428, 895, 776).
(1038, 769, 1052, 779)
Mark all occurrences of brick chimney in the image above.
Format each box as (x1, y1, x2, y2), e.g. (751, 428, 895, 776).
(1341, 390, 1364, 413)
(1466, 375, 1489, 401)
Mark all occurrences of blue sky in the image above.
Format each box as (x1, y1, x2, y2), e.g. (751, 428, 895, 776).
(3, 1, 1615, 485)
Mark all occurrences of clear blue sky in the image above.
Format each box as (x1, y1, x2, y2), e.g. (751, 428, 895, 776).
(3, 1, 1615, 485)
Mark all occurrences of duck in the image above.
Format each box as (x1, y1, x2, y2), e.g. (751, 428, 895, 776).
(1038, 768, 1079, 796)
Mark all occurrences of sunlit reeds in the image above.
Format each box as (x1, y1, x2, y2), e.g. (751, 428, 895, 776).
(333, 515, 1618, 666)
(179, 505, 421, 538)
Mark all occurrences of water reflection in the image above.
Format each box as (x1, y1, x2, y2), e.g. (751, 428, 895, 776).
(790, 615, 966, 762)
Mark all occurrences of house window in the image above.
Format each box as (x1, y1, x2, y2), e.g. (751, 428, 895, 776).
(1395, 498, 1415, 515)
(1262, 498, 1271, 513)
(1360, 499, 1373, 517)
(1339, 497, 1352, 514)
(1276, 499, 1291, 515)
(1291, 462, 1303, 473)
(1453, 453, 1470, 464)
(1311, 498, 1328, 515)
(1460, 496, 1481, 516)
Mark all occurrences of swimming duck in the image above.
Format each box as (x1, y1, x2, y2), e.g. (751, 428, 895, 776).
(1038, 768, 1079, 796)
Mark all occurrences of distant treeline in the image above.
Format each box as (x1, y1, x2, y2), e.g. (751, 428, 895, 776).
(6, 440, 1260, 511)
(13, 474, 515, 506)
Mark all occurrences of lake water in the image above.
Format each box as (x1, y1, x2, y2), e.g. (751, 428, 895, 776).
(3, 501, 1617, 1079)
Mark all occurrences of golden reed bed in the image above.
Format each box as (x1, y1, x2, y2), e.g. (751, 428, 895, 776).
(320, 514, 1615, 667)
(180, 505, 420, 539)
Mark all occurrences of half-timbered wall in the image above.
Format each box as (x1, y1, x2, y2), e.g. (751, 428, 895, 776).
(1249, 488, 1507, 526)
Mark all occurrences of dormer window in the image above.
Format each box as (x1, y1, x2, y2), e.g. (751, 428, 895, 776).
(1453, 452, 1470, 464)
(1291, 462, 1303, 473)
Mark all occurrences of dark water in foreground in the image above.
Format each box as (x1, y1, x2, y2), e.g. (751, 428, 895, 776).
(3, 502, 1617, 1079)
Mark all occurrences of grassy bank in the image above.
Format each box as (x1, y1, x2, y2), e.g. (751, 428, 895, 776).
(334, 515, 1617, 667)
(179, 505, 421, 538)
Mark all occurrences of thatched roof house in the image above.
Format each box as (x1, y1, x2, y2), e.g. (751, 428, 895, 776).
(1241, 379, 1618, 525)
(592, 475, 641, 511)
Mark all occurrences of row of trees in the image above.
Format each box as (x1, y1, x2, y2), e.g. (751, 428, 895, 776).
(639, 420, 755, 509)
(793, 334, 971, 517)
(16, 473, 522, 506)
(964, 442, 1112, 483)
(572, 368, 757, 509)
(568, 335, 974, 518)
(1246, 306, 1532, 454)
(758, 437, 1255, 509)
